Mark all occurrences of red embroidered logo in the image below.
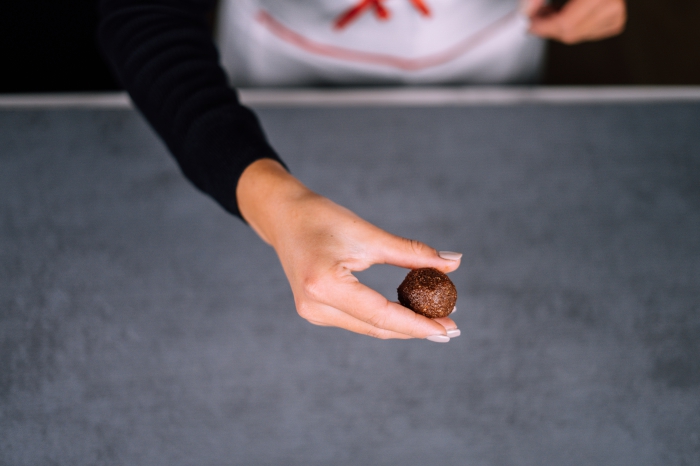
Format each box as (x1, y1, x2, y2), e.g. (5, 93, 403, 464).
(334, 0, 432, 30)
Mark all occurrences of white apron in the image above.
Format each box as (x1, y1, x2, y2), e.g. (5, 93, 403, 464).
(215, 0, 544, 86)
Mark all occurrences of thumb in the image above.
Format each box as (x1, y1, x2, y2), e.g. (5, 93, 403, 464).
(372, 232, 462, 273)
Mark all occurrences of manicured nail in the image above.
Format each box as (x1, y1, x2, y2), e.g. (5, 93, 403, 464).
(447, 329, 461, 338)
(451, 306, 457, 314)
(438, 251, 462, 261)
(426, 335, 450, 343)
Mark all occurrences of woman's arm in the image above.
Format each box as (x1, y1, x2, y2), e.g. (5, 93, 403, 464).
(237, 159, 461, 341)
(99, 0, 462, 341)
(98, 0, 285, 217)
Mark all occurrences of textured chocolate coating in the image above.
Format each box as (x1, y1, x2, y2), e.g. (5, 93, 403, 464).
(397, 268, 457, 318)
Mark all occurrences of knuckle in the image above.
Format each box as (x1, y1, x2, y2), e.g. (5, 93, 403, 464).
(301, 274, 327, 302)
(605, 2, 626, 27)
(614, 12, 627, 31)
(295, 300, 316, 321)
(365, 327, 393, 340)
(555, 18, 576, 43)
(366, 309, 388, 329)
(613, 0, 626, 15)
(376, 331, 396, 340)
(404, 310, 424, 332)
(609, 5, 626, 24)
(403, 237, 429, 256)
(560, 31, 578, 44)
(365, 327, 383, 339)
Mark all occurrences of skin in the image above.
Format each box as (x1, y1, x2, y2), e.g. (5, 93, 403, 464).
(525, 0, 627, 44)
(235, 1, 627, 340)
(237, 159, 460, 341)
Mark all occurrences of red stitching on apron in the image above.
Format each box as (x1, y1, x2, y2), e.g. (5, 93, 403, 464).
(333, 0, 432, 30)
(256, 9, 519, 71)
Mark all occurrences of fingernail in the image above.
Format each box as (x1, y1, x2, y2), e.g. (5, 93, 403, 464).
(426, 335, 450, 343)
(447, 329, 461, 338)
(451, 306, 457, 314)
(438, 251, 462, 261)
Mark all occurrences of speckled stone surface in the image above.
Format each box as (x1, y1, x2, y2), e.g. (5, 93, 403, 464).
(1, 103, 699, 465)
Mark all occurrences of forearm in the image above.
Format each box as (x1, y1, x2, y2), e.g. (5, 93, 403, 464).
(236, 159, 318, 246)
(98, 0, 286, 218)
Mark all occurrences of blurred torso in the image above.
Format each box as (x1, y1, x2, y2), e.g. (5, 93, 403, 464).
(216, 0, 544, 86)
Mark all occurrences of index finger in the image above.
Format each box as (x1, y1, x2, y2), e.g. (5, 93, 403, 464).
(319, 277, 450, 339)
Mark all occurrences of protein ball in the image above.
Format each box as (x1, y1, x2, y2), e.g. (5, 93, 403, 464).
(397, 268, 457, 319)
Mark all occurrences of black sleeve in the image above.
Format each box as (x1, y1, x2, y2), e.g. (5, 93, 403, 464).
(98, 0, 286, 219)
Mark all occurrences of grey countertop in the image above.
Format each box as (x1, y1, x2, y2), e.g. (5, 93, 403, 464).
(1, 100, 699, 465)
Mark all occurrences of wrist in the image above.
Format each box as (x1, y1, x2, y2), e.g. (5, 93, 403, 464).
(236, 158, 316, 246)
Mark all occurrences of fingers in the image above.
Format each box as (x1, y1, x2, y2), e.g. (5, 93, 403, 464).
(528, 0, 626, 44)
(303, 302, 415, 340)
(369, 231, 462, 274)
(521, 0, 547, 17)
(297, 272, 453, 340)
(292, 251, 462, 341)
(333, 280, 449, 339)
(258, 185, 463, 342)
(434, 316, 458, 331)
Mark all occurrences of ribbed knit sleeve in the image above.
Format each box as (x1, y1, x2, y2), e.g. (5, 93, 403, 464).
(98, 0, 286, 218)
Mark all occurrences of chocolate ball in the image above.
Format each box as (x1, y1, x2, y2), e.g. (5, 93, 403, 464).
(397, 268, 457, 318)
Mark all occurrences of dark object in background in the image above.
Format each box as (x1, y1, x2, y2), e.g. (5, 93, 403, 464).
(543, 0, 700, 85)
(1, 0, 699, 92)
(0, 1, 120, 92)
(398, 268, 457, 319)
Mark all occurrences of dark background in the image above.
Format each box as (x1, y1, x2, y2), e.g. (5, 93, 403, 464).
(0, 0, 699, 93)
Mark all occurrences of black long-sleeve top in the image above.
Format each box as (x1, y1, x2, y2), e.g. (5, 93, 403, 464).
(98, 0, 285, 219)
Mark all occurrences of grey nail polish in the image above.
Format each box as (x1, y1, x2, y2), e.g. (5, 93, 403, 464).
(447, 329, 461, 338)
(438, 251, 463, 261)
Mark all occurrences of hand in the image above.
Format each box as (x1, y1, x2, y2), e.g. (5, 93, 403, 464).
(236, 159, 462, 341)
(525, 0, 626, 44)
